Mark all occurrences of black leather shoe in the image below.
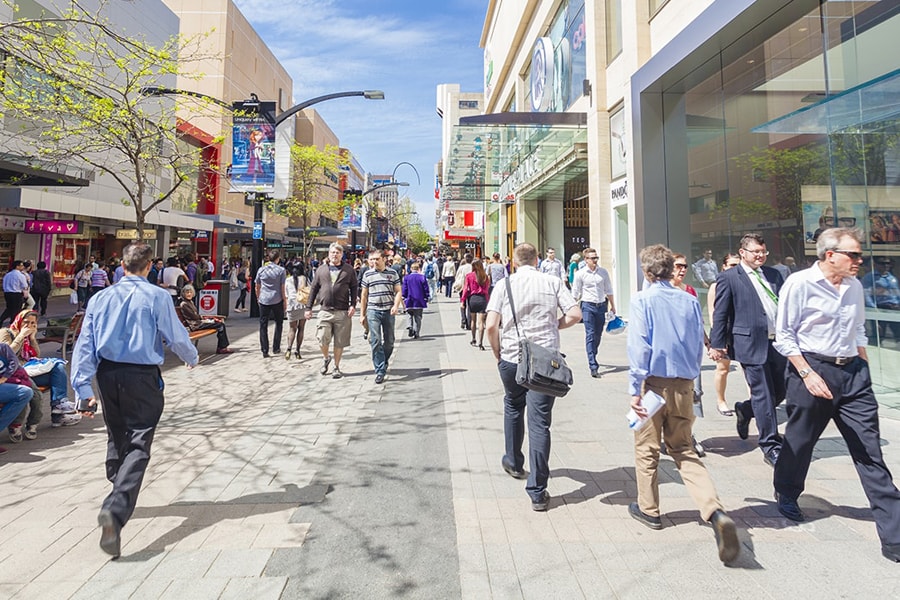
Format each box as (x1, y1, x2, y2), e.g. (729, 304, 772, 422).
(501, 457, 528, 480)
(882, 543, 900, 562)
(590, 370, 601, 378)
(709, 510, 740, 563)
(628, 502, 662, 530)
(531, 490, 550, 512)
(775, 492, 804, 521)
(735, 401, 750, 440)
(98, 509, 121, 558)
(763, 449, 780, 468)
(374, 373, 385, 384)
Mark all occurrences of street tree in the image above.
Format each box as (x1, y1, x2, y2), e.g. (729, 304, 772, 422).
(0, 0, 221, 241)
(283, 142, 350, 256)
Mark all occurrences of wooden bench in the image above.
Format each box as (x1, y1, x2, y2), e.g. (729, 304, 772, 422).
(37, 312, 85, 361)
(174, 306, 218, 346)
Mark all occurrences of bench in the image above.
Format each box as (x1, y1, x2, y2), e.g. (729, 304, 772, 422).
(37, 312, 85, 361)
(174, 306, 218, 346)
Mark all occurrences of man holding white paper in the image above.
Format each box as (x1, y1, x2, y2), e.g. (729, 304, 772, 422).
(627, 244, 739, 564)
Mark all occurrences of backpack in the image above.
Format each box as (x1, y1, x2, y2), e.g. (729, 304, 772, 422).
(193, 264, 206, 291)
(425, 262, 435, 279)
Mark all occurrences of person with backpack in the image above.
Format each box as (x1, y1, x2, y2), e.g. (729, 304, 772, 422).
(424, 257, 438, 300)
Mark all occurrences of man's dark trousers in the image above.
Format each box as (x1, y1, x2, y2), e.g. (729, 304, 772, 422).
(498, 360, 555, 503)
(775, 356, 900, 546)
(581, 300, 607, 372)
(259, 301, 284, 355)
(0, 291, 24, 325)
(738, 341, 787, 455)
(97, 360, 165, 529)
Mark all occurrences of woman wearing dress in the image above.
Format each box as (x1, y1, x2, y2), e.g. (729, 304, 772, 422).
(284, 263, 309, 360)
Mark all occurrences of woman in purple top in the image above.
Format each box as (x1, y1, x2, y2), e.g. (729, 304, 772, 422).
(401, 262, 429, 339)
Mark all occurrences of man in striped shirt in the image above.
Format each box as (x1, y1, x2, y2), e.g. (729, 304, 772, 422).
(360, 250, 403, 384)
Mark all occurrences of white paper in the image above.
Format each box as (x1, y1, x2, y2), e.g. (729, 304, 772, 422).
(626, 390, 667, 430)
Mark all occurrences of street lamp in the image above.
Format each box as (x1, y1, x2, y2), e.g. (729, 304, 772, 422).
(247, 90, 384, 316)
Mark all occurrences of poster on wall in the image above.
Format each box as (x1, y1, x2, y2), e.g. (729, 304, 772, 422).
(802, 201, 868, 245)
(230, 101, 276, 193)
(610, 108, 627, 180)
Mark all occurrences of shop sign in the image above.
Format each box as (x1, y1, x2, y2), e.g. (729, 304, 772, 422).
(611, 179, 628, 205)
(192, 230, 210, 240)
(499, 153, 541, 201)
(252, 222, 263, 240)
(0, 216, 26, 231)
(25, 219, 81, 234)
(115, 229, 158, 240)
(198, 289, 218, 316)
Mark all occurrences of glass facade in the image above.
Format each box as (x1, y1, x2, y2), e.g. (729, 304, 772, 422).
(663, 1, 900, 395)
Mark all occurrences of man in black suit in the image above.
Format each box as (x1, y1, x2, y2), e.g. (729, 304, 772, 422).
(709, 233, 786, 467)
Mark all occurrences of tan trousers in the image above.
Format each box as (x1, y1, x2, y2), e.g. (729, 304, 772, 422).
(634, 376, 723, 521)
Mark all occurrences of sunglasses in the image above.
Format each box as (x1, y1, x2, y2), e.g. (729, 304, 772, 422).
(585, 256, 599, 260)
(831, 249, 863, 261)
(674, 263, 688, 268)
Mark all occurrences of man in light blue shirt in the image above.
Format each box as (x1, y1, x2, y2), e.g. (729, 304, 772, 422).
(627, 244, 739, 564)
(0, 260, 29, 326)
(71, 242, 198, 559)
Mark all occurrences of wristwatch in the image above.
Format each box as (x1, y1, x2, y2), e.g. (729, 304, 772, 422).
(798, 368, 811, 379)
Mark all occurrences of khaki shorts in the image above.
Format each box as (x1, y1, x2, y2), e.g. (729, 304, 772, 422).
(316, 309, 352, 349)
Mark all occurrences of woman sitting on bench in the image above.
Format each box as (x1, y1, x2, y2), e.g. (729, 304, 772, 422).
(179, 285, 233, 355)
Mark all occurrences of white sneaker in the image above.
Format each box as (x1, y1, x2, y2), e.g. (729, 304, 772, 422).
(51, 401, 77, 415)
(51, 413, 81, 427)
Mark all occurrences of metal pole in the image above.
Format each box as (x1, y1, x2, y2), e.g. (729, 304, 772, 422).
(249, 192, 266, 318)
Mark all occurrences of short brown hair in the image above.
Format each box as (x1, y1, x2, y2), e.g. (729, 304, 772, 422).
(641, 244, 674, 282)
(513, 243, 538, 267)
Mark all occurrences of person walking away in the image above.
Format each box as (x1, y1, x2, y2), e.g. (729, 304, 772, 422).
(771, 227, 900, 563)
(147, 259, 163, 287)
(70, 242, 198, 558)
(159, 257, 187, 307)
(0, 343, 34, 456)
(487, 253, 506, 293)
(424, 257, 439, 301)
(305, 243, 358, 379)
(454, 254, 473, 329)
(233, 262, 249, 312)
(485, 243, 581, 511)
(360, 250, 402, 384)
(626, 243, 739, 564)
(441, 256, 456, 298)
(255, 250, 287, 359)
(402, 261, 429, 339)
(87, 260, 110, 305)
(179, 285, 233, 355)
(284, 264, 309, 359)
(461, 259, 490, 349)
(709, 233, 786, 468)
(571, 248, 616, 378)
(0, 261, 29, 327)
(30, 261, 52, 317)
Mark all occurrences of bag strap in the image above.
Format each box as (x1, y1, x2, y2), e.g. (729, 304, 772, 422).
(504, 276, 523, 340)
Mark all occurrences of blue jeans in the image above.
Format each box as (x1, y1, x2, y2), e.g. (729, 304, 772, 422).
(498, 360, 555, 502)
(367, 309, 395, 375)
(31, 362, 69, 404)
(581, 300, 607, 372)
(0, 384, 34, 431)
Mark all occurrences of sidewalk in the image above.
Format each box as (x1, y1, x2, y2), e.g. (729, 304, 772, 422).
(0, 293, 898, 598)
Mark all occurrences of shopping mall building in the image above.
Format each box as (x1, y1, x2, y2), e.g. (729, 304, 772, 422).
(438, 0, 900, 398)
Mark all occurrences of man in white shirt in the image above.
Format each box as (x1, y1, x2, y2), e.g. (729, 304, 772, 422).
(486, 243, 581, 512)
(692, 249, 719, 288)
(772, 227, 900, 563)
(539, 247, 565, 282)
(571, 248, 616, 378)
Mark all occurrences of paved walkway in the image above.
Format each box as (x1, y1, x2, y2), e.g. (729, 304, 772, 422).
(0, 293, 898, 598)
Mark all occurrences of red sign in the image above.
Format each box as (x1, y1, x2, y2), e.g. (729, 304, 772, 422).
(199, 295, 216, 311)
(25, 220, 82, 234)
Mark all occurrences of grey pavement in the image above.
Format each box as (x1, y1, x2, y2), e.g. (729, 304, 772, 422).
(1, 293, 899, 598)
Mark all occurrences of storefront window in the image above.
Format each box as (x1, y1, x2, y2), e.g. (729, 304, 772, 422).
(665, 1, 900, 391)
(606, 0, 623, 63)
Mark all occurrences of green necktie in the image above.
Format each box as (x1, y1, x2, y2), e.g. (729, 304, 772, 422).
(751, 269, 778, 304)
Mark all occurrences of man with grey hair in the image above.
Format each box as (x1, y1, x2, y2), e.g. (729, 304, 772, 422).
(306, 243, 358, 378)
(71, 242, 199, 558)
(628, 244, 739, 564)
(486, 243, 581, 512)
(772, 228, 900, 562)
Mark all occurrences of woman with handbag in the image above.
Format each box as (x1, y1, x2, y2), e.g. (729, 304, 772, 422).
(461, 259, 491, 349)
(284, 263, 309, 360)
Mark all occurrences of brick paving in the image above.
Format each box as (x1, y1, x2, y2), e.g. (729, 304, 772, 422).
(0, 294, 898, 598)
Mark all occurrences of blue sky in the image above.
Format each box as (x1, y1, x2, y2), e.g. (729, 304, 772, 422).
(232, 0, 487, 232)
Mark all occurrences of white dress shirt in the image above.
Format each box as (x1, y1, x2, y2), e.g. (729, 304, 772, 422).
(774, 262, 867, 358)
(571, 265, 613, 304)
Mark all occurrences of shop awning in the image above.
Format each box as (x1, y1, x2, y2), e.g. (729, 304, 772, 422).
(0, 153, 91, 187)
(442, 112, 588, 209)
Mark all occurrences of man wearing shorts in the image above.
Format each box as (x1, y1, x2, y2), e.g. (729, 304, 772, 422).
(305, 243, 358, 379)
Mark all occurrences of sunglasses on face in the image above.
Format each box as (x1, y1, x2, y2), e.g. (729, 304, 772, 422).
(831, 249, 863, 261)
(674, 263, 688, 269)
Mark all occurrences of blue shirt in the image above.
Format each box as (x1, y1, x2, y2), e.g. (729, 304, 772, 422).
(2, 269, 28, 293)
(70, 275, 199, 400)
(862, 269, 900, 308)
(627, 280, 704, 396)
(256, 262, 286, 306)
(113, 265, 125, 283)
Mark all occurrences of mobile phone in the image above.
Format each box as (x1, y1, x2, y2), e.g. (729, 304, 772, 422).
(76, 398, 96, 413)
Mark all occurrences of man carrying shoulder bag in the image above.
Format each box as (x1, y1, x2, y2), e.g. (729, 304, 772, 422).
(486, 242, 581, 512)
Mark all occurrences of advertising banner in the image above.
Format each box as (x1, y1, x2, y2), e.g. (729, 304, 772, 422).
(231, 101, 277, 193)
